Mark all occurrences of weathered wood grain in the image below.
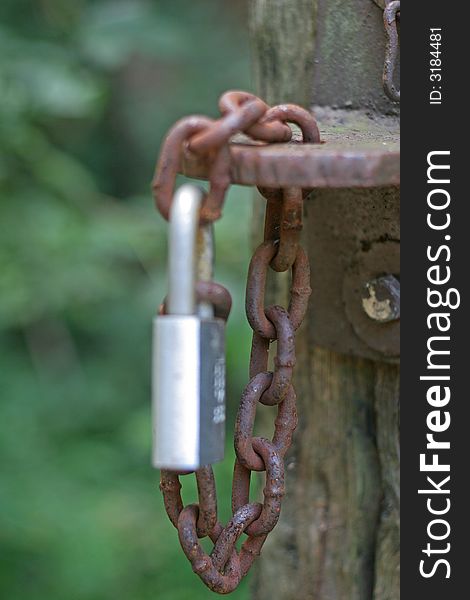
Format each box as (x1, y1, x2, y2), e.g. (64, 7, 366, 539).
(249, 1, 400, 599)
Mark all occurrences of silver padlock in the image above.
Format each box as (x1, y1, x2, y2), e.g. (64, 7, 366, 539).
(152, 184, 226, 470)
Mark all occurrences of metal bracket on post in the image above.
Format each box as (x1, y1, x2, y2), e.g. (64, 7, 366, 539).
(180, 107, 400, 362)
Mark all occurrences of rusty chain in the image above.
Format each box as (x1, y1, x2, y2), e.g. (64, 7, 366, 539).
(153, 90, 318, 593)
(383, 0, 400, 102)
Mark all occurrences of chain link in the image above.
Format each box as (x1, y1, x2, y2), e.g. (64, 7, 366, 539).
(383, 0, 400, 103)
(154, 91, 318, 594)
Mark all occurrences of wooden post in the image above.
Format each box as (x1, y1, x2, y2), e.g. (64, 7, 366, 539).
(249, 2, 399, 599)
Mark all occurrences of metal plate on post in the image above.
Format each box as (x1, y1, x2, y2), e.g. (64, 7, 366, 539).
(306, 186, 400, 363)
(181, 108, 399, 190)
(177, 108, 400, 361)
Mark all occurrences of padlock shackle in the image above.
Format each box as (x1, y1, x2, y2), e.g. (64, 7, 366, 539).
(168, 184, 204, 315)
(196, 222, 215, 319)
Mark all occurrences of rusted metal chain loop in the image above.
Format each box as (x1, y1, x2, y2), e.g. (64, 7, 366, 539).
(289, 243, 312, 324)
(249, 332, 269, 380)
(152, 116, 213, 221)
(231, 459, 251, 517)
(261, 195, 282, 243)
(160, 468, 218, 537)
(189, 95, 267, 154)
(234, 372, 298, 471)
(246, 241, 278, 339)
(239, 534, 268, 576)
(153, 93, 321, 225)
(219, 90, 292, 143)
(235, 384, 297, 470)
(195, 466, 218, 538)
(160, 281, 232, 321)
(203, 144, 232, 222)
(153, 117, 233, 223)
(271, 384, 298, 455)
(249, 310, 294, 404)
(196, 281, 232, 320)
(246, 241, 312, 339)
(383, 1, 400, 102)
(263, 103, 321, 144)
(257, 104, 320, 203)
(233, 385, 297, 474)
(210, 502, 263, 571)
(235, 372, 272, 471)
(258, 305, 296, 406)
(258, 184, 310, 204)
(232, 438, 284, 537)
(270, 187, 304, 272)
(160, 471, 183, 529)
(177, 504, 243, 594)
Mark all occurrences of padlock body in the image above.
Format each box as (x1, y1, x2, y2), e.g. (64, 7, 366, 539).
(152, 315, 225, 470)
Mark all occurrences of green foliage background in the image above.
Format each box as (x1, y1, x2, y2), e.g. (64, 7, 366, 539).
(0, 1, 254, 598)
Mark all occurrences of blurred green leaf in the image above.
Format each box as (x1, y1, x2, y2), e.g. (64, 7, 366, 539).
(78, 1, 188, 69)
(0, 2, 252, 599)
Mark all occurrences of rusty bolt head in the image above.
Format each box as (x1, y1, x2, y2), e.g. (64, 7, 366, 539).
(342, 241, 400, 358)
(362, 275, 400, 323)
